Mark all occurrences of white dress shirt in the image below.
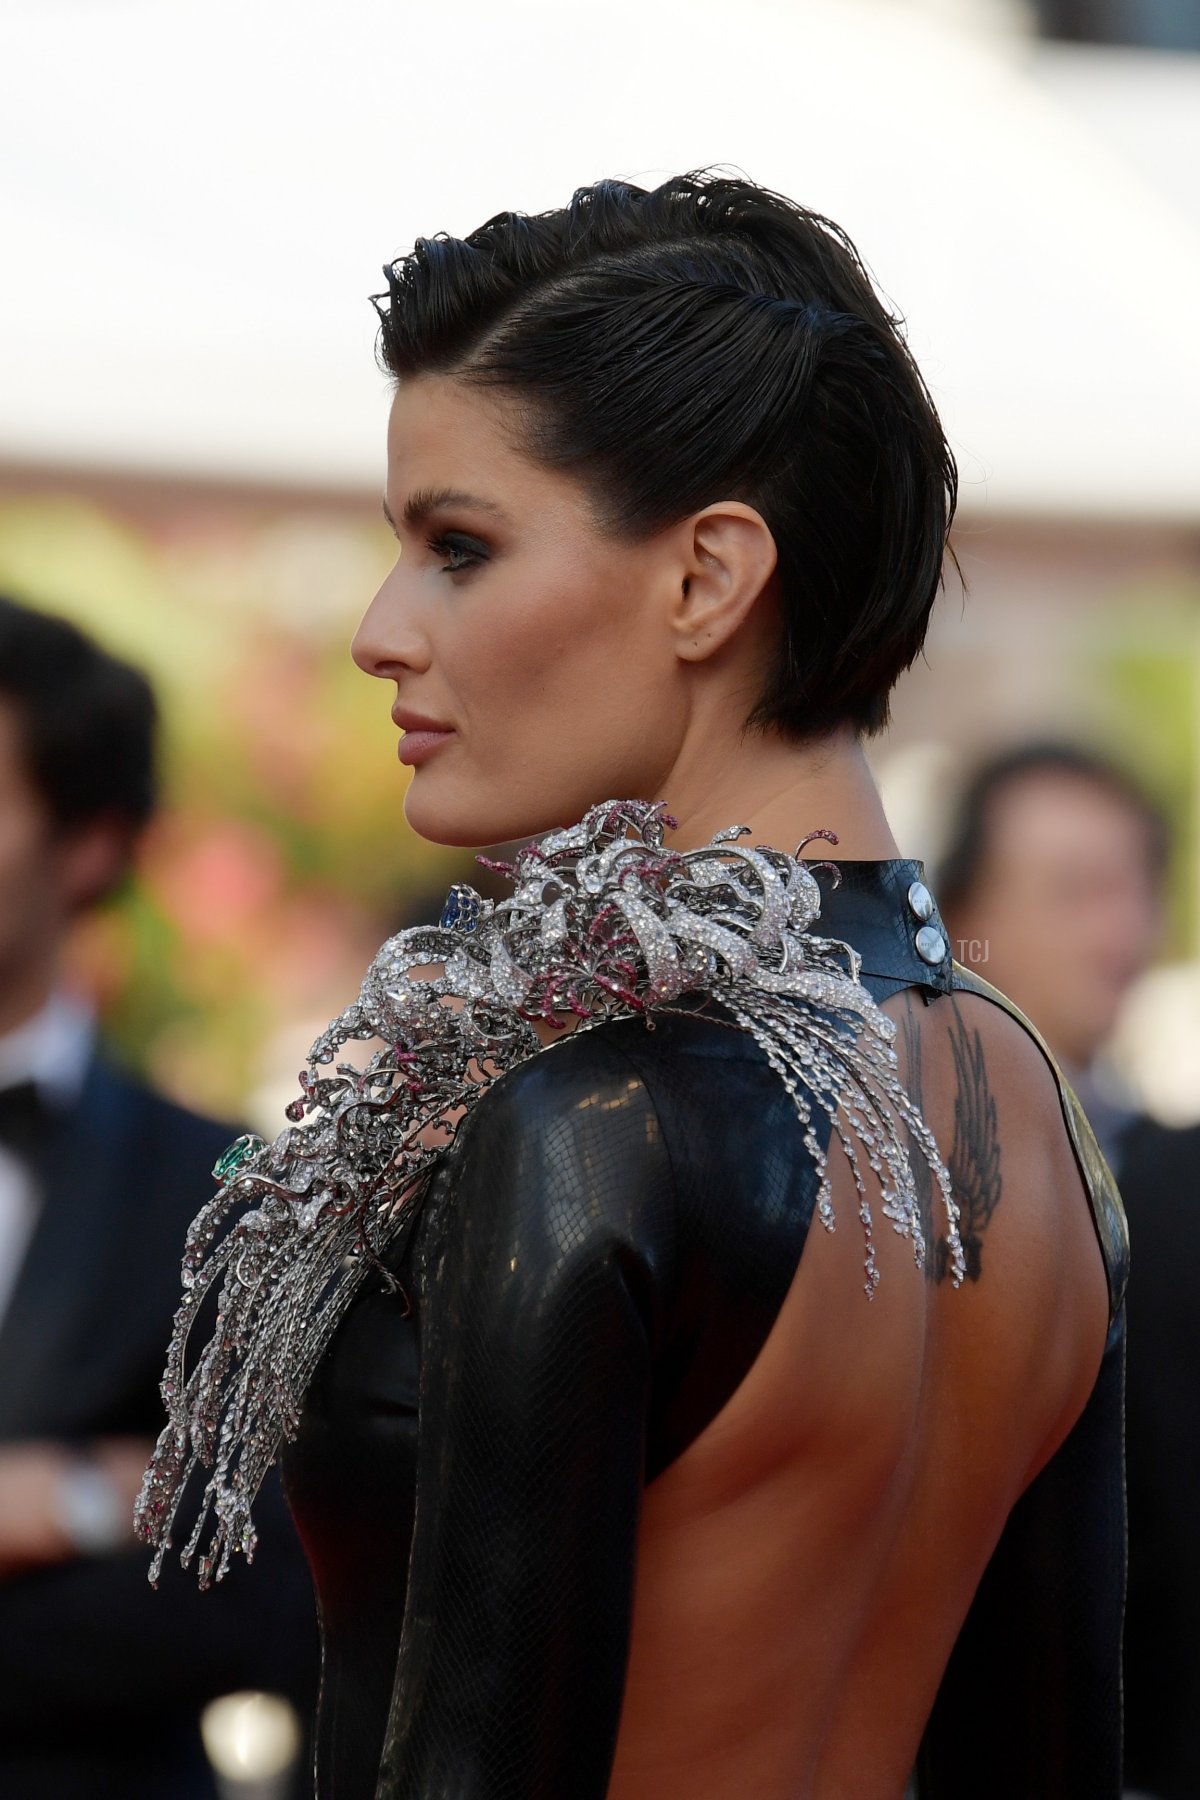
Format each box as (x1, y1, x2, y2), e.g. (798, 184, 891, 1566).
(0, 989, 95, 1332)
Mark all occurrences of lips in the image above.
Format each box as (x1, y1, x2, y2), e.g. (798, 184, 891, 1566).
(392, 707, 455, 769)
(391, 707, 453, 734)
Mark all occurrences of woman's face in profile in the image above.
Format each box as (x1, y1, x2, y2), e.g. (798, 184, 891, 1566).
(353, 376, 691, 848)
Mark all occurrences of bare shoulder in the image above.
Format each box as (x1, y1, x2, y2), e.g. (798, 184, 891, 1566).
(942, 979, 1072, 1105)
(878, 977, 1111, 1467)
(888, 978, 1070, 1124)
(887, 981, 1093, 1249)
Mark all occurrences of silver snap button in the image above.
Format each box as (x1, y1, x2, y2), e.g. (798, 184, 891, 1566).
(915, 924, 947, 965)
(907, 880, 935, 922)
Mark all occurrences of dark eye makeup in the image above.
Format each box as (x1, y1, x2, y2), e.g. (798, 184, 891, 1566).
(427, 531, 488, 574)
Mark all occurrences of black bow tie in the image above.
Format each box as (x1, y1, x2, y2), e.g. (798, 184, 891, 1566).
(0, 1080, 51, 1156)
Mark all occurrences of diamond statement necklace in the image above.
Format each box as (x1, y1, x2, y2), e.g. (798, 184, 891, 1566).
(136, 799, 964, 1589)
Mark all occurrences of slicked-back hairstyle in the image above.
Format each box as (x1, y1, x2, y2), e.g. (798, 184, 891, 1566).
(373, 169, 958, 738)
(0, 593, 158, 836)
(938, 741, 1171, 913)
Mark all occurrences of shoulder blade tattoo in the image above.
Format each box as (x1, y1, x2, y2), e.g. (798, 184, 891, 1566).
(899, 995, 1002, 1283)
(945, 998, 1002, 1282)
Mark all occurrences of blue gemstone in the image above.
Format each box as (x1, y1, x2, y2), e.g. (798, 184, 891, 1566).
(440, 884, 480, 933)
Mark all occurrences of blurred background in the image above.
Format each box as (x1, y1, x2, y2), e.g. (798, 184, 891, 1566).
(1, 1, 1198, 1795)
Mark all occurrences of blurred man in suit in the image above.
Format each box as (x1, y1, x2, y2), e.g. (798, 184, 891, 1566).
(0, 593, 318, 1798)
(939, 741, 1199, 1800)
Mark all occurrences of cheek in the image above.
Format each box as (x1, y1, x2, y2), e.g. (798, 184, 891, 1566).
(456, 567, 648, 721)
(0, 816, 56, 922)
(0, 805, 44, 872)
(404, 559, 679, 846)
(975, 890, 1063, 988)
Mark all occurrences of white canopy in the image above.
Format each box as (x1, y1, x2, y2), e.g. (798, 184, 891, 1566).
(2, 0, 1198, 517)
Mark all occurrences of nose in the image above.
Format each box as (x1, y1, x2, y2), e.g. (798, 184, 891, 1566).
(351, 565, 431, 680)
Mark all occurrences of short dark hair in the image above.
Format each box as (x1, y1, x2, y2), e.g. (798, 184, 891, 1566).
(372, 169, 959, 739)
(938, 741, 1171, 911)
(0, 593, 158, 834)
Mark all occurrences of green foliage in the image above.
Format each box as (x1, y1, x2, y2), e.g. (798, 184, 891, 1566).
(1090, 590, 1199, 959)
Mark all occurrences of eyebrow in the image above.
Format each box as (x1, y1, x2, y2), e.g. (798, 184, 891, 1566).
(382, 488, 509, 533)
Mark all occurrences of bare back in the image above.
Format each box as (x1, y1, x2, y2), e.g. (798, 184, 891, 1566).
(284, 861, 1125, 1800)
(609, 984, 1112, 1800)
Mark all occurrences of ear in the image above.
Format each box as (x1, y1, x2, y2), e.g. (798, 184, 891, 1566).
(668, 502, 779, 663)
(55, 814, 139, 913)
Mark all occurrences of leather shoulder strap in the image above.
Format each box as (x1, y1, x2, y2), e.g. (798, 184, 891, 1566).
(950, 963, 1129, 1324)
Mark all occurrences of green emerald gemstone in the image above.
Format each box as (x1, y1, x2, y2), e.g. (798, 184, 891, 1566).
(212, 1133, 265, 1184)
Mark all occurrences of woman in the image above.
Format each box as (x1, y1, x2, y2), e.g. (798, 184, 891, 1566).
(139, 172, 1127, 1798)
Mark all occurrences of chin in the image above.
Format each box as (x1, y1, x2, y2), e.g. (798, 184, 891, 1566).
(402, 769, 593, 852)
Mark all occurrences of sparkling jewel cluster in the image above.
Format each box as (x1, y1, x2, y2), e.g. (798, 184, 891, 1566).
(135, 798, 963, 1589)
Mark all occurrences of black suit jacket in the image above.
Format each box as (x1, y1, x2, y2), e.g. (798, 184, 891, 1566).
(0, 1054, 319, 1800)
(1119, 1114, 1200, 1800)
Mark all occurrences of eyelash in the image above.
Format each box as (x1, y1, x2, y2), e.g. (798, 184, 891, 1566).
(426, 532, 487, 574)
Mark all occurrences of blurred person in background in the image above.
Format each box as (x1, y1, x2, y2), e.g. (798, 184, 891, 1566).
(0, 593, 318, 1799)
(938, 742, 1167, 1165)
(939, 741, 1200, 1800)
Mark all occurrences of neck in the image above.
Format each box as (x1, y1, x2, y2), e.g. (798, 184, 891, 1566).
(0, 955, 59, 1041)
(657, 723, 901, 861)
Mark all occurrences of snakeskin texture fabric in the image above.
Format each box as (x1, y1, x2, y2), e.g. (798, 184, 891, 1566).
(281, 860, 1128, 1800)
(284, 1000, 826, 1796)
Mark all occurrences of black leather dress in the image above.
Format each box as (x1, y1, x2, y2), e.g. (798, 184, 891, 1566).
(280, 861, 1128, 1799)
